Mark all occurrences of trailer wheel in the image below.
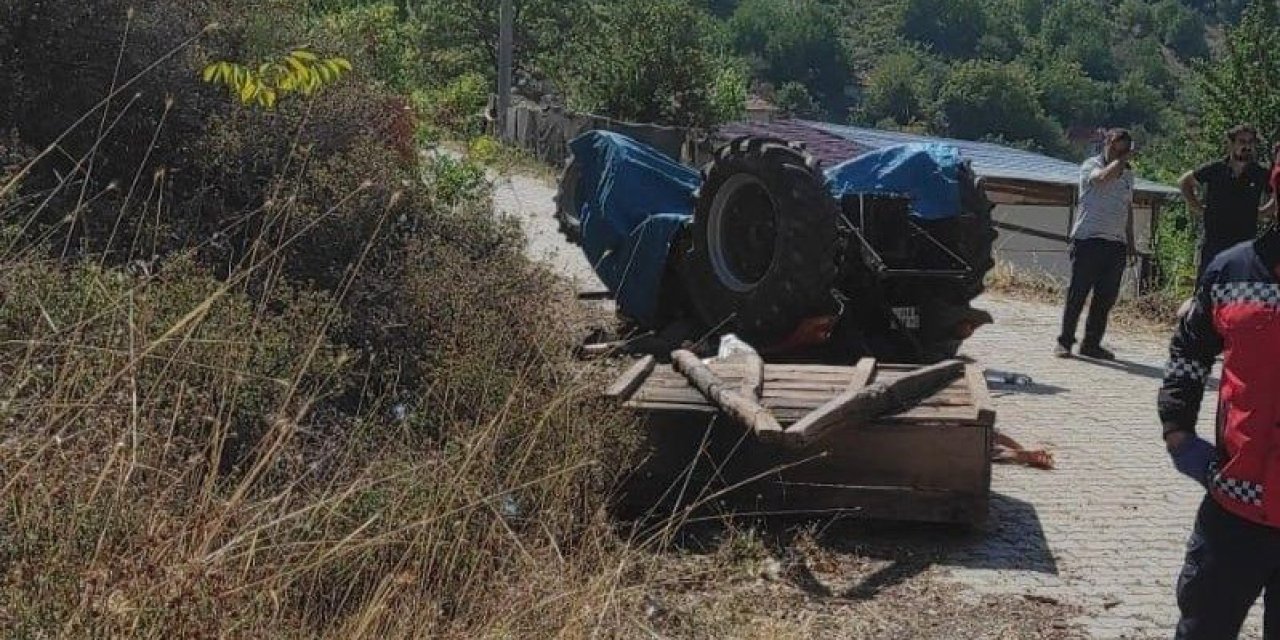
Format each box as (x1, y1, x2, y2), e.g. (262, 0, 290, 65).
(678, 137, 840, 345)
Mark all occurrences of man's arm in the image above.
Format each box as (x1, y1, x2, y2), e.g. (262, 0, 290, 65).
(1088, 155, 1129, 184)
(1179, 169, 1204, 218)
(1159, 281, 1223, 484)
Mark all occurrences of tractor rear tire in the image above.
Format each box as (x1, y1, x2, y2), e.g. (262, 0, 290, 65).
(956, 162, 997, 301)
(677, 137, 841, 345)
(553, 154, 584, 244)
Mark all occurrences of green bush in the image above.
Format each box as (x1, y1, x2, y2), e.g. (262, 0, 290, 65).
(422, 154, 490, 207)
(410, 71, 489, 139)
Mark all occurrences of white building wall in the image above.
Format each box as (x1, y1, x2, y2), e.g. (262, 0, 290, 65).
(990, 203, 1156, 298)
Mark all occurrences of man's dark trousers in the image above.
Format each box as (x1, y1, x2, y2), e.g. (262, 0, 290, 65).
(1058, 238, 1126, 349)
(1176, 496, 1280, 639)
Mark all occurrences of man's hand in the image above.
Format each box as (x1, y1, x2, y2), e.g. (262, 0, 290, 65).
(1166, 433, 1215, 488)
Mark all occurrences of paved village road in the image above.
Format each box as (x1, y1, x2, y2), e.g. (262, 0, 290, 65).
(485, 161, 1259, 639)
(953, 297, 1258, 639)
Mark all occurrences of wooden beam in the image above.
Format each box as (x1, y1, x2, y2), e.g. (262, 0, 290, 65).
(740, 353, 764, 401)
(786, 359, 965, 447)
(605, 355, 655, 400)
(671, 350, 785, 442)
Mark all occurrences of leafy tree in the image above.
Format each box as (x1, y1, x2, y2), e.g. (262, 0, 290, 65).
(859, 49, 937, 126)
(1116, 0, 1155, 37)
(1198, 0, 1280, 143)
(1154, 0, 1210, 60)
(728, 0, 849, 112)
(700, 0, 740, 18)
(900, 0, 987, 58)
(1036, 57, 1110, 127)
(775, 82, 820, 118)
(1040, 0, 1117, 81)
(1113, 36, 1177, 97)
(936, 60, 1064, 152)
(710, 63, 750, 123)
(555, 0, 723, 126)
(975, 0, 1026, 61)
(1107, 74, 1167, 130)
(403, 0, 588, 85)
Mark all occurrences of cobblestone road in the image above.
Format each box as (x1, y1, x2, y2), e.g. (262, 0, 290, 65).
(953, 295, 1261, 639)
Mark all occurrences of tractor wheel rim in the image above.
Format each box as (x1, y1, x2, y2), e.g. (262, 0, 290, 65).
(707, 173, 777, 293)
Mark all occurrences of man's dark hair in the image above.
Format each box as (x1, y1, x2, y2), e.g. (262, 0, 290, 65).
(1227, 124, 1258, 142)
(1104, 128, 1132, 144)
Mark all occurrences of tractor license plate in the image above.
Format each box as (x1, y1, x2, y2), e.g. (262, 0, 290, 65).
(891, 306, 920, 329)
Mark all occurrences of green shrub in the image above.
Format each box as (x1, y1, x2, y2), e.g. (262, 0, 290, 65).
(422, 153, 490, 207)
(410, 71, 490, 139)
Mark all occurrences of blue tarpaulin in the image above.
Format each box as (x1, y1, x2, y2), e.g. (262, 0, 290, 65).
(569, 131, 699, 325)
(824, 143, 962, 220)
(567, 132, 964, 324)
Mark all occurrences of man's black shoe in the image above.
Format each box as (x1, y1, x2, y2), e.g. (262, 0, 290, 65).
(1054, 343, 1072, 358)
(1079, 344, 1115, 360)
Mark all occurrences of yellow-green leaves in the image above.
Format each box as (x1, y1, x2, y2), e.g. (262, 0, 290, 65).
(200, 49, 353, 110)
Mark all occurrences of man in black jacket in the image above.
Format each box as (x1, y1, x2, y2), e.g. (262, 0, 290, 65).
(1179, 125, 1276, 279)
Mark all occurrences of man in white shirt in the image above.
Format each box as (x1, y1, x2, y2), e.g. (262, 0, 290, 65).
(1055, 128, 1136, 360)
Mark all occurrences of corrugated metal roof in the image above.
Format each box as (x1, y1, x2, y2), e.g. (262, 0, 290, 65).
(803, 121, 1180, 197)
(716, 120, 869, 165)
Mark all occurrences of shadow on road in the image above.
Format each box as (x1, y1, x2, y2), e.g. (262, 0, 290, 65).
(626, 491, 1057, 601)
(1081, 357, 1220, 390)
(804, 491, 1057, 598)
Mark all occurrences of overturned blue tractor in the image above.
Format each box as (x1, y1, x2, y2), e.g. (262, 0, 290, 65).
(555, 131, 998, 364)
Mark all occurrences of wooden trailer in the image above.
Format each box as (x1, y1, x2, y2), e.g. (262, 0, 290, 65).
(608, 357, 995, 525)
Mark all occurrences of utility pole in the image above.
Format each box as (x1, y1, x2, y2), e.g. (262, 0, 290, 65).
(497, 0, 513, 143)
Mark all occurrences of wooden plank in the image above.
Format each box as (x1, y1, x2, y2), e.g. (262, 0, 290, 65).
(671, 350, 785, 442)
(760, 364, 860, 375)
(630, 399, 980, 422)
(784, 360, 965, 446)
(628, 399, 981, 423)
(741, 353, 763, 401)
(965, 364, 997, 427)
(604, 355, 656, 400)
(634, 385, 970, 405)
(781, 421, 990, 492)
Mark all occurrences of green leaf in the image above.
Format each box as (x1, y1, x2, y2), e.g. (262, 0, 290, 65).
(239, 77, 256, 104)
(332, 57, 353, 72)
(291, 49, 318, 62)
(201, 64, 217, 83)
(286, 56, 309, 77)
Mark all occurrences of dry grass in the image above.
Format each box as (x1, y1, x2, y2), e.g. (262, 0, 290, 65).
(0, 8, 648, 635)
(0, 190, 648, 638)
